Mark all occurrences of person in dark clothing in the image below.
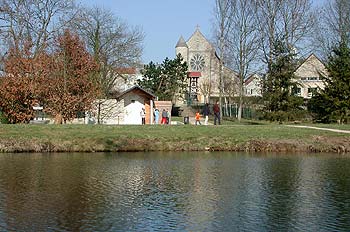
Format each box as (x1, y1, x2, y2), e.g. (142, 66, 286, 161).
(140, 108, 146, 125)
(213, 101, 220, 125)
(202, 103, 210, 125)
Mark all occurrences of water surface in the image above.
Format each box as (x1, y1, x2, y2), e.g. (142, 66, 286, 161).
(0, 152, 349, 231)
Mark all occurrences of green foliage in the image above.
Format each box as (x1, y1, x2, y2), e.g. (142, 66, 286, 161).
(138, 54, 188, 101)
(0, 111, 9, 124)
(262, 39, 303, 122)
(308, 42, 350, 123)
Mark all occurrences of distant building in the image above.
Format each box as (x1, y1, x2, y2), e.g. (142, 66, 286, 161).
(113, 67, 143, 93)
(242, 54, 328, 99)
(244, 74, 262, 97)
(175, 28, 238, 104)
(293, 54, 328, 99)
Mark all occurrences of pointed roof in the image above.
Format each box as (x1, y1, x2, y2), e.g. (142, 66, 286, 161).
(115, 86, 156, 100)
(189, 27, 207, 42)
(294, 53, 328, 78)
(186, 26, 215, 52)
(175, 36, 187, 48)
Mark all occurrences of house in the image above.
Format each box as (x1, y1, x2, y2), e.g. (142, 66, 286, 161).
(293, 54, 328, 99)
(113, 67, 143, 93)
(87, 86, 156, 125)
(244, 74, 262, 97)
(241, 54, 328, 100)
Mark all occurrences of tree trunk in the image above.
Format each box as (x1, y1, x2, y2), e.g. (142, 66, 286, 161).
(54, 113, 63, 124)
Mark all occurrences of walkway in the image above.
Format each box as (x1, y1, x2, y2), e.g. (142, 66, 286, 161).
(286, 125, 350, 134)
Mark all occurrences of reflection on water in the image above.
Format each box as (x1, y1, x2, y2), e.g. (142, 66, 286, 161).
(0, 152, 349, 231)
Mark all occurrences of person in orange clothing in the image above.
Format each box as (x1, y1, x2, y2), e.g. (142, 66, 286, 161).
(195, 111, 201, 125)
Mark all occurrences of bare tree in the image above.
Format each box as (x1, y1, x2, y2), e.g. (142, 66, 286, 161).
(0, 0, 76, 57)
(70, 6, 144, 123)
(71, 6, 144, 96)
(226, 0, 259, 122)
(222, 70, 239, 117)
(254, 0, 314, 71)
(254, 0, 282, 71)
(198, 78, 214, 104)
(313, 0, 350, 58)
(213, 0, 234, 121)
(280, 0, 315, 49)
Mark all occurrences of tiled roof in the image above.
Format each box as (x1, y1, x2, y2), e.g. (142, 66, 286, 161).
(115, 67, 137, 75)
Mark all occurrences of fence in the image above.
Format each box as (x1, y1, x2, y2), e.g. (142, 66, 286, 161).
(188, 103, 259, 120)
(221, 104, 258, 119)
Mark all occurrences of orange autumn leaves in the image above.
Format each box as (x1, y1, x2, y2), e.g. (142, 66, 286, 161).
(0, 31, 100, 123)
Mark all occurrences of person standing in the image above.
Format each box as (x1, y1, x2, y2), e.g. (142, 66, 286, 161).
(140, 108, 146, 125)
(154, 108, 159, 124)
(202, 103, 210, 125)
(195, 111, 201, 125)
(213, 101, 220, 125)
(161, 109, 167, 124)
(166, 109, 170, 124)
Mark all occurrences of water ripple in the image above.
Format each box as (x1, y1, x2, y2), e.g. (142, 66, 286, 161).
(0, 153, 349, 231)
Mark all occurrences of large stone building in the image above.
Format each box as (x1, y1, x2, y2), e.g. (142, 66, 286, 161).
(175, 28, 237, 104)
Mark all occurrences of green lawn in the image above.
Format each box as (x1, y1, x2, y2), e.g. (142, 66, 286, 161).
(0, 122, 349, 153)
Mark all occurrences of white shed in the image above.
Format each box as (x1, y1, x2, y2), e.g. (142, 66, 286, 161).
(115, 86, 156, 125)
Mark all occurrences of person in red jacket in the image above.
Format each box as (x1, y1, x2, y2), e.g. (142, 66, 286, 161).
(213, 101, 220, 125)
(195, 111, 201, 125)
(161, 109, 167, 124)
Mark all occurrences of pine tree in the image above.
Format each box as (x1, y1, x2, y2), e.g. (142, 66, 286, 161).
(138, 54, 188, 102)
(262, 39, 303, 122)
(308, 42, 350, 123)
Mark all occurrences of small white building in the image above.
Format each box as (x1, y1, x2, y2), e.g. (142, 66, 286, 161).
(87, 86, 156, 125)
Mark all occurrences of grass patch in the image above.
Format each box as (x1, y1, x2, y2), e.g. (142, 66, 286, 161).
(0, 123, 349, 153)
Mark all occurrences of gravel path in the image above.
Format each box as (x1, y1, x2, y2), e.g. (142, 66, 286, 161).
(287, 125, 350, 134)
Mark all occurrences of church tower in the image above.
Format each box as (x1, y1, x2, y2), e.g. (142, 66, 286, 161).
(175, 36, 188, 63)
(175, 27, 236, 104)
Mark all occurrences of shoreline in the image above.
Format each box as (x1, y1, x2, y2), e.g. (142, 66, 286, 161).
(1, 137, 349, 153)
(0, 124, 349, 154)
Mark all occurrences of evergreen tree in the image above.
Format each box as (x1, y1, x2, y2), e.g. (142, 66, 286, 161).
(138, 54, 188, 102)
(262, 39, 303, 122)
(308, 42, 350, 123)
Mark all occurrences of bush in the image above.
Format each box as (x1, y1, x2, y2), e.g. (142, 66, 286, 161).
(0, 111, 9, 124)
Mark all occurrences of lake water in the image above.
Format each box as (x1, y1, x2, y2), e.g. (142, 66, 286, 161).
(0, 152, 349, 231)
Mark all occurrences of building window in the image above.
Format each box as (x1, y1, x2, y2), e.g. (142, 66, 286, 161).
(301, 77, 319, 81)
(307, 88, 317, 97)
(292, 87, 301, 96)
(190, 54, 205, 71)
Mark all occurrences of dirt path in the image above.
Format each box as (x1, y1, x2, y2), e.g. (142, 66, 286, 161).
(286, 125, 350, 134)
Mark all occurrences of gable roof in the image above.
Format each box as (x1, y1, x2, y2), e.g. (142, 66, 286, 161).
(115, 67, 137, 75)
(115, 86, 156, 100)
(186, 27, 214, 50)
(294, 53, 328, 77)
(244, 74, 261, 85)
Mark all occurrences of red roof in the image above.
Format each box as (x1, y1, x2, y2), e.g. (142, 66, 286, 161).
(188, 72, 201, 77)
(115, 67, 137, 75)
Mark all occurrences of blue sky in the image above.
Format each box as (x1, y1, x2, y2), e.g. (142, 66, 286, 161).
(79, 0, 326, 64)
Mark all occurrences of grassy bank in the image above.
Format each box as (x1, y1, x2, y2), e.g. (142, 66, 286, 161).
(0, 123, 349, 153)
